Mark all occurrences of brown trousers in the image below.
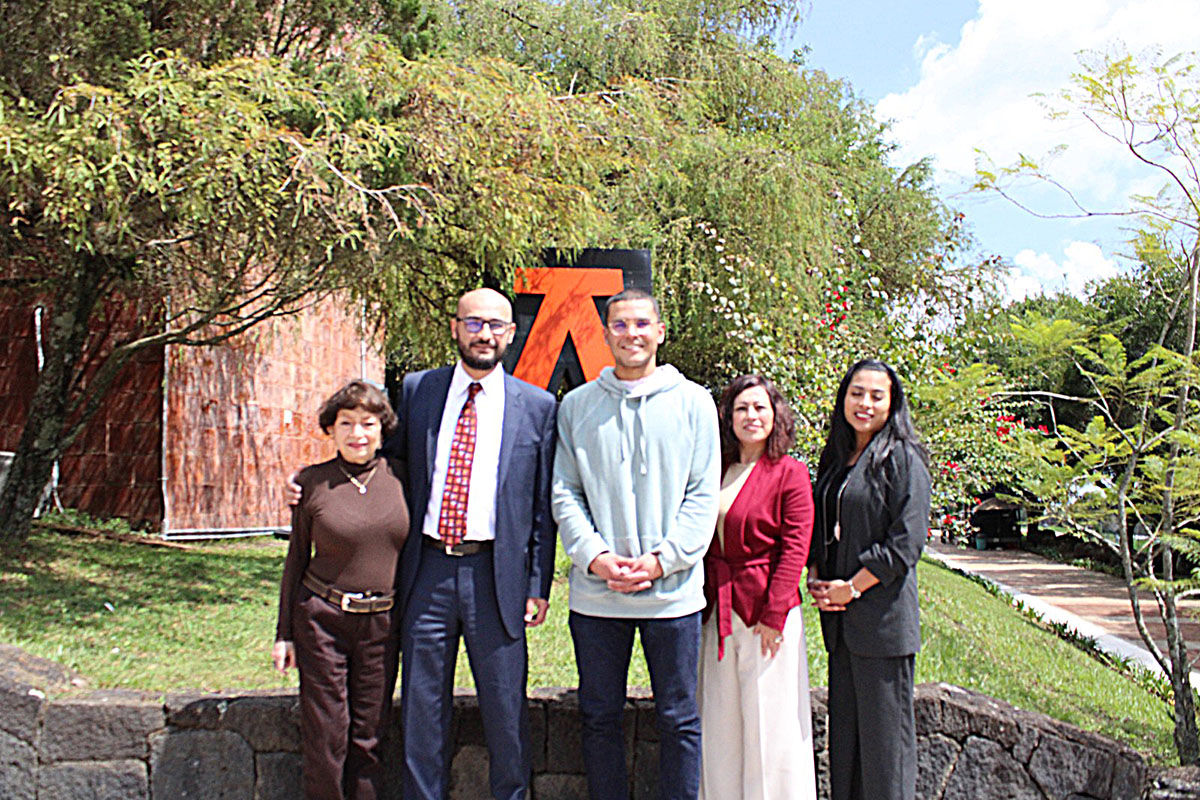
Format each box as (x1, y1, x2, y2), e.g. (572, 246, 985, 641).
(294, 587, 398, 800)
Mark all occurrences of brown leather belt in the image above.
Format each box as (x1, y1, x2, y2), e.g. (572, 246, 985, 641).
(302, 571, 394, 613)
(423, 537, 494, 557)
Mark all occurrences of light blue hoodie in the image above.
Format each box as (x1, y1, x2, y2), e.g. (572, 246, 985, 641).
(552, 364, 720, 618)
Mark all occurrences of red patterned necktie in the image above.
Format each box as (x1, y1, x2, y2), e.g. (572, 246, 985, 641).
(437, 382, 482, 547)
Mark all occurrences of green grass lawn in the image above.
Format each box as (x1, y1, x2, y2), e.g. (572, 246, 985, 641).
(0, 530, 1176, 762)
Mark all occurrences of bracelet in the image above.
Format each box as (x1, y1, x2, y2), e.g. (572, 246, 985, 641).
(848, 582, 862, 601)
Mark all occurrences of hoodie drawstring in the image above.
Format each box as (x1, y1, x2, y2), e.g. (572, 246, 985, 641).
(637, 395, 648, 475)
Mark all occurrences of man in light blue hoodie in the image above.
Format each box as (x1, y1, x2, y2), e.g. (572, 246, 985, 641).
(552, 288, 720, 800)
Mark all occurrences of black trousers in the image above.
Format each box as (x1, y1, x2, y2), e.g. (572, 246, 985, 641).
(827, 630, 916, 800)
(294, 587, 398, 800)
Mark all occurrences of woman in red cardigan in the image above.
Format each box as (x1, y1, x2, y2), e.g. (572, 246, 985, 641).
(698, 374, 817, 800)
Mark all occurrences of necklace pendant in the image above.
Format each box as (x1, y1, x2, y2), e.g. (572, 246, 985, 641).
(358, 485, 367, 495)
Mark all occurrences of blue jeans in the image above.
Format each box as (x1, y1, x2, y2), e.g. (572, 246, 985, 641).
(569, 611, 702, 800)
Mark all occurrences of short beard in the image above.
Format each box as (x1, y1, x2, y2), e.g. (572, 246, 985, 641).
(459, 340, 506, 372)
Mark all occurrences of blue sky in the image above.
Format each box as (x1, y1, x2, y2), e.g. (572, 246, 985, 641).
(778, 0, 1200, 300)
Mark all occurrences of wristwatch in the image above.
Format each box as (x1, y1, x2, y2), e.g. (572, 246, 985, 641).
(847, 582, 862, 601)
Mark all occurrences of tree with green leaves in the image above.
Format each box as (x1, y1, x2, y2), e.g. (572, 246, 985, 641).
(977, 46, 1200, 764)
(427, 0, 993, 426)
(0, 15, 621, 542)
(1, 0, 992, 549)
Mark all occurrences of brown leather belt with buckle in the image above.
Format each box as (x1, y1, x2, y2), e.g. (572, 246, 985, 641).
(423, 537, 494, 557)
(302, 571, 394, 613)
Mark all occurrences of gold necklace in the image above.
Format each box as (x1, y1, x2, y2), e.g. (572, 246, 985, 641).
(339, 463, 378, 495)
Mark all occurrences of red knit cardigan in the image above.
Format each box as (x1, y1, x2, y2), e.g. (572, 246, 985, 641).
(702, 455, 814, 658)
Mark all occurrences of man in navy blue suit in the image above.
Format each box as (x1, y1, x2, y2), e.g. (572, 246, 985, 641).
(386, 288, 557, 800)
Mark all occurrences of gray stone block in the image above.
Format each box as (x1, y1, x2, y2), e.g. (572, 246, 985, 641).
(149, 729, 254, 799)
(1011, 722, 1041, 764)
(545, 692, 585, 774)
(449, 744, 489, 799)
(0, 728, 36, 800)
(37, 759, 147, 800)
(41, 690, 164, 762)
(631, 739, 658, 800)
(0, 679, 46, 745)
(532, 773, 589, 800)
(221, 696, 300, 753)
(914, 683, 946, 737)
(634, 699, 659, 744)
(453, 693, 484, 747)
(0, 645, 71, 744)
(1110, 754, 1147, 800)
(254, 752, 300, 800)
(810, 687, 828, 753)
(941, 736, 1042, 800)
(916, 733, 961, 800)
(0, 645, 73, 739)
(164, 692, 236, 730)
(1027, 733, 1114, 799)
(1146, 766, 1200, 800)
(936, 685, 1023, 749)
(814, 746, 830, 800)
(165, 692, 299, 753)
(528, 699, 547, 774)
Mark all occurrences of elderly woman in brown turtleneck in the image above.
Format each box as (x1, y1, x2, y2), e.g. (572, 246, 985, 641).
(274, 380, 409, 800)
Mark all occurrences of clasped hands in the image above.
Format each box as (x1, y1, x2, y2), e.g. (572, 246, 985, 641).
(588, 551, 663, 593)
(808, 579, 856, 612)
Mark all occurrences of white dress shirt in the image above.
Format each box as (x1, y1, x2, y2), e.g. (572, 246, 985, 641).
(423, 361, 506, 542)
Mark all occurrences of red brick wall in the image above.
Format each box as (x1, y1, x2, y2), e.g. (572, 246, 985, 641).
(162, 295, 383, 533)
(55, 344, 164, 526)
(0, 301, 38, 452)
(0, 295, 165, 527)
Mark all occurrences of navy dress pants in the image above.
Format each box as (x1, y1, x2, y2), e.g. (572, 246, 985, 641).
(400, 547, 529, 800)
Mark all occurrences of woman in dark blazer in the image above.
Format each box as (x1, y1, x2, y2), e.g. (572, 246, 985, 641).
(698, 374, 817, 800)
(807, 359, 930, 800)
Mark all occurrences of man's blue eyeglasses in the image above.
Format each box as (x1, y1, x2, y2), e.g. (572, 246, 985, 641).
(606, 318, 657, 335)
(456, 316, 513, 334)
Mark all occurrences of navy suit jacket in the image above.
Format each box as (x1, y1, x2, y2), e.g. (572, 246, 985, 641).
(384, 366, 558, 640)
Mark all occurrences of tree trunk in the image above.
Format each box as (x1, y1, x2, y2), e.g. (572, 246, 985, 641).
(1165, 579, 1200, 763)
(1159, 243, 1200, 764)
(0, 257, 107, 544)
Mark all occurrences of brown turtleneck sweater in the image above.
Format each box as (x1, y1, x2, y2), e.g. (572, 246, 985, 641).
(276, 454, 409, 642)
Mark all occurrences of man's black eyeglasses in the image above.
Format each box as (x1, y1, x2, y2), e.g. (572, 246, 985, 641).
(456, 316, 513, 334)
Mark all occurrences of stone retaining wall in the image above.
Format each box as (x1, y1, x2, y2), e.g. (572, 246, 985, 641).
(0, 644, 1192, 799)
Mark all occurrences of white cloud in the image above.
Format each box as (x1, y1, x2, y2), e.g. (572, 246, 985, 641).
(876, 0, 1200, 200)
(1007, 240, 1118, 299)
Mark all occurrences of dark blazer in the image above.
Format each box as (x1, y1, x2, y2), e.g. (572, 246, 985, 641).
(808, 439, 930, 658)
(384, 366, 558, 640)
(703, 456, 813, 650)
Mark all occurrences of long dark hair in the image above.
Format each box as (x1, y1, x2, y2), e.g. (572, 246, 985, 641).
(718, 374, 796, 467)
(816, 359, 927, 493)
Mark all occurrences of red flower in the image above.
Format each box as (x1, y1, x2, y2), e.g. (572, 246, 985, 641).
(1037, 424, 1049, 434)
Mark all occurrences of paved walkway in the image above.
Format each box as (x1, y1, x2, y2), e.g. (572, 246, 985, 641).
(925, 541, 1200, 685)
